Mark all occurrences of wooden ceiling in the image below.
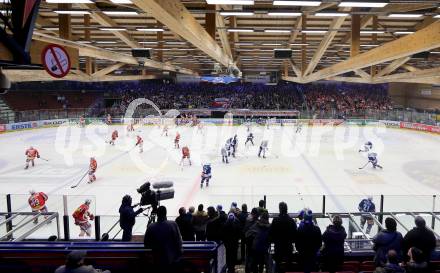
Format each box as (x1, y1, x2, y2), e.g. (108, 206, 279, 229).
(2, 0, 440, 83)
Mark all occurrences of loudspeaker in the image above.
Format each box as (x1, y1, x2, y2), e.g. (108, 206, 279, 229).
(274, 49, 292, 59)
(131, 48, 151, 58)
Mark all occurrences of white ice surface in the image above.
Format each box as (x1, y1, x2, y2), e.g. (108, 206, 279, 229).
(0, 123, 439, 238)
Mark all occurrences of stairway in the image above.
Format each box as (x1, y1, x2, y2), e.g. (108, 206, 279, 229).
(0, 97, 15, 123)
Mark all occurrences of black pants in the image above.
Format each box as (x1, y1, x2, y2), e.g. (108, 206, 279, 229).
(122, 226, 133, 241)
(195, 231, 206, 241)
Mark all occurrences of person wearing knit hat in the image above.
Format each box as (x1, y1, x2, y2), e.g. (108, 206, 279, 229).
(296, 210, 322, 273)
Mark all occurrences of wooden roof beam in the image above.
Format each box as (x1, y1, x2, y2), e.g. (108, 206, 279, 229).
(304, 21, 440, 83)
(216, 11, 233, 59)
(77, 3, 140, 49)
(304, 7, 350, 76)
(92, 63, 125, 78)
(375, 57, 411, 77)
(132, 0, 236, 69)
(32, 31, 197, 75)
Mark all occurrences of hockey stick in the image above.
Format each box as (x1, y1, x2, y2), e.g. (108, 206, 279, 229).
(358, 161, 370, 170)
(71, 171, 89, 189)
(39, 157, 49, 162)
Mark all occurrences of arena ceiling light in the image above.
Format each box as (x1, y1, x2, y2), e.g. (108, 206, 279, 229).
(388, 13, 423, 18)
(206, 0, 254, 5)
(262, 43, 283, 46)
(235, 42, 254, 45)
(96, 41, 117, 44)
(338, 1, 388, 8)
(360, 44, 379, 47)
(315, 12, 350, 17)
(100, 27, 127, 31)
(360, 30, 384, 34)
(102, 11, 138, 16)
(136, 28, 164, 32)
(290, 43, 309, 46)
(220, 11, 254, 16)
(227, 28, 254, 32)
(301, 29, 327, 34)
(315, 12, 349, 17)
(264, 29, 291, 33)
(165, 41, 187, 45)
(434, 15, 440, 18)
(53, 10, 91, 15)
(46, 0, 93, 3)
(273, 1, 322, 6)
(394, 31, 414, 35)
(267, 12, 302, 16)
(138, 41, 158, 44)
(110, 0, 132, 3)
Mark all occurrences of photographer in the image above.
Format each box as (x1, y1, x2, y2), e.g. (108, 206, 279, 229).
(119, 195, 144, 241)
(137, 182, 158, 213)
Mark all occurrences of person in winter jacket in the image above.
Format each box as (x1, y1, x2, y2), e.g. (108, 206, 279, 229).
(269, 202, 297, 273)
(192, 204, 208, 241)
(222, 212, 242, 273)
(374, 250, 405, 273)
(248, 211, 271, 273)
(244, 208, 260, 273)
(118, 195, 143, 241)
(144, 206, 183, 272)
(206, 206, 223, 243)
(405, 247, 429, 273)
(320, 215, 347, 273)
(403, 216, 436, 262)
(296, 210, 322, 273)
(175, 207, 195, 241)
(373, 217, 403, 267)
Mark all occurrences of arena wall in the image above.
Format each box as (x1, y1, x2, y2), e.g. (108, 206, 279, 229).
(389, 83, 440, 110)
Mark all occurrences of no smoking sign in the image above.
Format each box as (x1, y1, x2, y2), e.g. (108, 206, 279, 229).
(41, 44, 71, 78)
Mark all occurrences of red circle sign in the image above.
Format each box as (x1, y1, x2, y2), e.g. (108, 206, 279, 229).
(41, 44, 71, 78)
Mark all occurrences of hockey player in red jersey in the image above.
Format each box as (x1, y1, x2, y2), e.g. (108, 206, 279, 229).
(88, 157, 97, 184)
(72, 199, 94, 237)
(180, 146, 192, 166)
(174, 132, 180, 149)
(135, 135, 143, 153)
(28, 190, 49, 224)
(127, 122, 135, 134)
(109, 130, 118, 145)
(25, 146, 40, 169)
(79, 116, 86, 128)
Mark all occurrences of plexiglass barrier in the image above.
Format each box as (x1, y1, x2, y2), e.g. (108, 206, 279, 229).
(1, 194, 439, 241)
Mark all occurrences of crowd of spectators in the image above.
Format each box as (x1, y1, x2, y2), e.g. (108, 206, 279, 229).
(53, 198, 437, 273)
(141, 201, 436, 273)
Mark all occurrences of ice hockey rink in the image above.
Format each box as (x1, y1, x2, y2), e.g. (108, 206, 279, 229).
(0, 122, 439, 238)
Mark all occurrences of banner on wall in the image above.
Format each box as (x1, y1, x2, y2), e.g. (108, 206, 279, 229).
(400, 122, 440, 134)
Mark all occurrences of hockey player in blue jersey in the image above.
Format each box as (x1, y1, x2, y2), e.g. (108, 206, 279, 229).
(226, 138, 233, 156)
(201, 164, 212, 188)
(367, 152, 383, 169)
(359, 141, 373, 153)
(231, 135, 238, 157)
(296, 123, 303, 133)
(221, 145, 229, 164)
(258, 140, 268, 158)
(245, 132, 254, 146)
(358, 196, 376, 234)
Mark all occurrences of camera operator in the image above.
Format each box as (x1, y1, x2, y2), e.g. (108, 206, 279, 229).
(119, 195, 144, 241)
(137, 182, 159, 213)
